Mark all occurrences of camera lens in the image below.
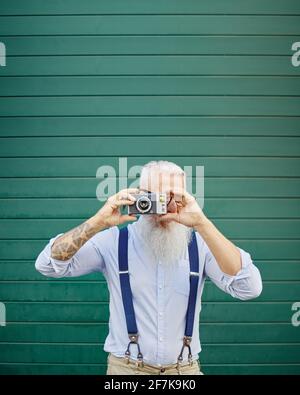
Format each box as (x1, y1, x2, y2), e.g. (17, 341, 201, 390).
(136, 196, 152, 213)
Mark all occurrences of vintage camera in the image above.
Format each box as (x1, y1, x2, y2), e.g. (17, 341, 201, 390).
(128, 192, 167, 215)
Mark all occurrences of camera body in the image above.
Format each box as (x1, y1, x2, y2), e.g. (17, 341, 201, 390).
(128, 192, 167, 215)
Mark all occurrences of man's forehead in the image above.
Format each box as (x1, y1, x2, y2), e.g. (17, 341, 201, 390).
(140, 171, 185, 192)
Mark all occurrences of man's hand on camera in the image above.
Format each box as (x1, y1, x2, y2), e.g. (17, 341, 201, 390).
(157, 189, 208, 229)
(95, 188, 139, 228)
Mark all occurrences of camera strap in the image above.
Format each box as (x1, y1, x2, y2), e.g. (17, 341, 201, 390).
(118, 226, 199, 368)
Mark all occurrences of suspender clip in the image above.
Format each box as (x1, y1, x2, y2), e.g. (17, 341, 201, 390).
(125, 333, 144, 367)
(177, 336, 193, 368)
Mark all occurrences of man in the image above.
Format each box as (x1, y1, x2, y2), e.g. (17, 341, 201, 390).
(35, 160, 263, 375)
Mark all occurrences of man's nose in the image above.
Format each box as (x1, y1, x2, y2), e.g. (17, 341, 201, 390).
(167, 199, 177, 213)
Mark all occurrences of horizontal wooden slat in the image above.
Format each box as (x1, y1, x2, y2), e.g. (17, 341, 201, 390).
(0, 198, 298, 219)
(0, 117, 300, 138)
(0, 263, 102, 281)
(2, 302, 296, 322)
(0, 137, 299, 156)
(0, 157, 299, 177)
(1, 322, 299, 343)
(1, 56, 298, 76)
(0, 281, 299, 302)
(0, 363, 107, 375)
(1, 76, 300, 97)
(1, 219, 299, 240)
(1, 97, 300, 117)
(5, 302, 108, 322)
(1, 363, 300, 375)
(0, 344, 107, 364)
(0, 0, 299, 15)
(201, 302, 299, 323)
(202, 365, 300, 375)
(2, 36, 297, 56)
(252, 261, 300, 280)
(1, 260, 299, 281)
(0, 343, 299, 364)
(0, 178, 299, 198)
(1, 16, 300, 35)
(0, 323, 109, 343)
(201, 345, 300, 364)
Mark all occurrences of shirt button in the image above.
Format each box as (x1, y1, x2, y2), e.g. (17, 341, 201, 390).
(159, 337, 163, 342)
(159, 312, 163, 317)
(159, 285, 163, 290)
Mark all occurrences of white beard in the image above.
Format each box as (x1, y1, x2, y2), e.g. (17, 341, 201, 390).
(136, 215, 193, 265)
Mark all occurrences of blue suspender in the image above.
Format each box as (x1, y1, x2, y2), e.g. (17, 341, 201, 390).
(118, 227, 143, 366)
(177, 230, 200, 365)
(118, 226, 199, 367)
(118, 227, 138, 335)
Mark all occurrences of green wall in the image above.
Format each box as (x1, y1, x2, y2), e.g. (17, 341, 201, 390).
(0, 0, 300, 375)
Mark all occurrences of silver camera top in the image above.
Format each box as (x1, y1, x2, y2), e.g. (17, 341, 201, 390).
(128, 191, 167, 215)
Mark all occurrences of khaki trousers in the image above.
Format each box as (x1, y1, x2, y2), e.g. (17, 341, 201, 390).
(106, 353, 204, 375)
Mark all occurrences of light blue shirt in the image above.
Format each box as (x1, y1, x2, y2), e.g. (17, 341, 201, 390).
(35, 219, 263, 366)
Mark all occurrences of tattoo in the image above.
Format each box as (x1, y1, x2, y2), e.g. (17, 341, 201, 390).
(51, 222, 96, 261)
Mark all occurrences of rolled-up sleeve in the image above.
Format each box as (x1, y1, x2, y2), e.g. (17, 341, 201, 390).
(203, 243, 263, 301)
(35, 227, 115, 278)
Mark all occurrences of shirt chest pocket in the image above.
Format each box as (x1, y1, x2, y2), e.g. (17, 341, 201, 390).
(172, 263, 190, 297)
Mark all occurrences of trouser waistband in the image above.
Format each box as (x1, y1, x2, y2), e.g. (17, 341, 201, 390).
(108, 353, 200, 374)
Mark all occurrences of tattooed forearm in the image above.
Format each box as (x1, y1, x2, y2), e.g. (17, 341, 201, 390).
(51, 221, 99, 261)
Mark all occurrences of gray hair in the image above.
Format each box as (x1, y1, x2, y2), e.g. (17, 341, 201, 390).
(140, 160, 185, 187)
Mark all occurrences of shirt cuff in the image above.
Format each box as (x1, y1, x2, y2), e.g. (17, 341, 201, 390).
(220, 248, 253, 287)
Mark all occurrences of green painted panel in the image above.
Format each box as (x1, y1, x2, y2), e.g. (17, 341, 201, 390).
(0, 0, 300, 15)
(1, 36, 298, 56)
(1, 322, 299, 344)
(0, 137, 299, 156)
(5, 302, 109, 323)
(1, 97, 300, 116)
(1, 363, 300, 375)
(0, 343, 299, 364)
(1, 56, 298, 76)
(1, 177, 299, 198)
(0, 198, 298, 219)
(0, 281, 299, 302)
(1, 219, 300, 239)
(0, 0, 299, 375)
(0, 157, 299, 177)
(202, 365, 300, 375)
(2, 76, 300, 96)
(1, 117, 300, 137)
(1, 261, 299, 281)
(0, 363, 99, 375)
(2, 302, 296, 323)
(1, 16, 300, 35)
(0, 364, 299, 375)
(1, 363, 299, 375)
